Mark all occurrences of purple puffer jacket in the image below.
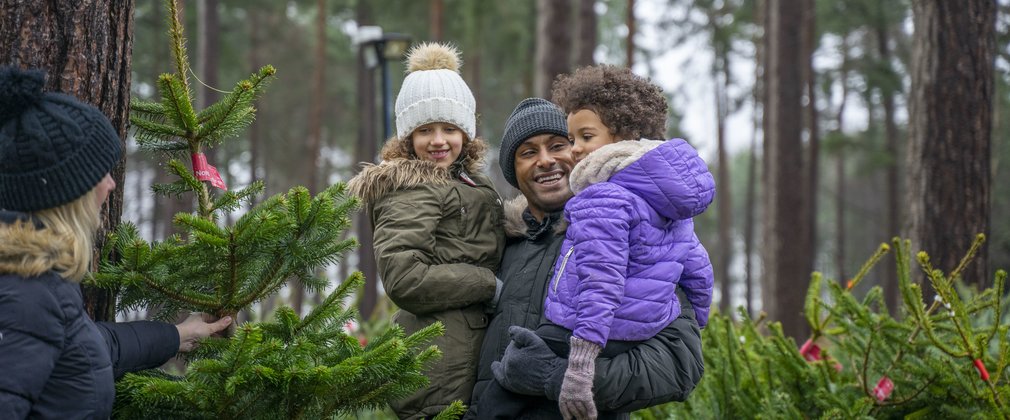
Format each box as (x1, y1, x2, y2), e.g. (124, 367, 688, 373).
(544, 138, 715, 347)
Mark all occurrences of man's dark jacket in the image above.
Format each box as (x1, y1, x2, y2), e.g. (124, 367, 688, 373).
(467, 197, 704, 418)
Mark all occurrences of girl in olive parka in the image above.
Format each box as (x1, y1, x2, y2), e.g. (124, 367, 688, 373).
(347, 43, 504, 419)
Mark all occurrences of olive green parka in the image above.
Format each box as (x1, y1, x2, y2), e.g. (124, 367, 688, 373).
(348, 137, 504, 419)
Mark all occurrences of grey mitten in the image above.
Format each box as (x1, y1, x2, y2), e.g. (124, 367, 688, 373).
(491, 326, 565, 396)
(559, 336, 601, 420)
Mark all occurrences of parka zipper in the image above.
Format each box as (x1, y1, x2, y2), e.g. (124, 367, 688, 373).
(552, 246, 575, 294)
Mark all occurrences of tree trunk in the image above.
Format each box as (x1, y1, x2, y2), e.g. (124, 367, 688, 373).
(626, 0, 635, 68)
(715, 54, 733, 314)
(764, 0, 811, 340)
(876, 18, 901, 313)
(803, 0, 819, 274)
(430, 0, 443, 41)
(535, 0, 573, 98)
(744, 0, 766, 317)
(248, 8, 263, 207)
(907, 0, 994, 288)
(1, 0, 135, 322)
(835, 34, 850, 284)
(575, 0, 597, 67)
(356, 2, 380, 320)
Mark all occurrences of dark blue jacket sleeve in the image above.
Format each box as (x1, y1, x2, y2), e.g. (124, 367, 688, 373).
(95, 321, 179, 379)
(0, 278, 64, 418)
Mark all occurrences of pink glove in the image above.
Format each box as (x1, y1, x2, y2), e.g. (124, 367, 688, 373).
(558, 336, 601, 420)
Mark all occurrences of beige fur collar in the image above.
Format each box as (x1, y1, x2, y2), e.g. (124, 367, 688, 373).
(0, 219, 71, 278)
(502, 195, 568, 239)
(569, 139, 664, 195)
(347, 136, 488, 205)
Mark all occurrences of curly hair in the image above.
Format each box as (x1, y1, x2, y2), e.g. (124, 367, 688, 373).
(551, 65, 668, 140)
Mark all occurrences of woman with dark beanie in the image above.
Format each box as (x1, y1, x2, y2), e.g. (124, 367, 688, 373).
(0, 66, 231, 419)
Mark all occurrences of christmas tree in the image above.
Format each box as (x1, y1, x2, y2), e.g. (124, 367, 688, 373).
(87, 1, 452, 418)
(639, 235, 1009, 419)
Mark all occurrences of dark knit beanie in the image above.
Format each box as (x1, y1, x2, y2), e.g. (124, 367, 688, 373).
(499, 98, 569, 188)
(0, 66, 122, 212)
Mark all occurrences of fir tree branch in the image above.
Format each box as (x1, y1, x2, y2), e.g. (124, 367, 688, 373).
(949, 234, 986, 282)
(140, 271, 218, 309)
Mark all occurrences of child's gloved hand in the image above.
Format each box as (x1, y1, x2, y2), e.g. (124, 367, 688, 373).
(559, 336, 601, 420)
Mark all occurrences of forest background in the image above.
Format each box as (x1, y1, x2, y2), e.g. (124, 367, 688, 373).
(3, 0, 1007, 345)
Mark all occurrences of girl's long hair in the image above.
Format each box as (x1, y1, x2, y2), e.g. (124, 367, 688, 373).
(32, 188, 101, 282)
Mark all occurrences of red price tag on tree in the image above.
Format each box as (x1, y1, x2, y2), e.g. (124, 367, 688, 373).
(873, 376, 894, 402)
(191, 153, 228, 191)
(799, 338, 822, 362)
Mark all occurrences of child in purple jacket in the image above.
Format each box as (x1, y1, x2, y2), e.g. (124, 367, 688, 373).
(482, 66, 715, 420)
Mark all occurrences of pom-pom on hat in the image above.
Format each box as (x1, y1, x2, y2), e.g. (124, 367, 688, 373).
(0, 66, 122, 212)
(394, 42, 476, 140)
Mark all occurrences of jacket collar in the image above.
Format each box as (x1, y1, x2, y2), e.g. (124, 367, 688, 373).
(503, 195, 567, 240)
(0, 210, 70, 277)
(346, 136, 489, 205)
(568, 139, 663, 195)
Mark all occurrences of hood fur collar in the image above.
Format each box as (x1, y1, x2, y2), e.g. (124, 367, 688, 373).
(347, 136, 489, 205)
(502, 195, 568, 239)
(0, 212, 72, 278)
(569, 139, 664, 195)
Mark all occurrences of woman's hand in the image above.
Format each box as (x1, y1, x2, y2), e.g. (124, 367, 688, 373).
(175, 313, 233, 352)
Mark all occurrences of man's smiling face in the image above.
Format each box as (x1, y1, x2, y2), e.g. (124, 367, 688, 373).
(513, 133, 575, 220)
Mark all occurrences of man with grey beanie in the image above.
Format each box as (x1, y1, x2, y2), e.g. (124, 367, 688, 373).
(464, 98, 704, 419)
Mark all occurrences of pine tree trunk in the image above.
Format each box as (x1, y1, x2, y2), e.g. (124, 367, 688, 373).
(626, 0, 635, 68)
(876, 20, 901, 313)
(535, 0, 573, 97)
(716, 54, 733, 314)
(744, 0, 765, 317)
(835, 34, 850, 284)
(907, 0, 994, 288)
(1, 0, 135, 322)
(430, 0, 443, 41)
(575, 0, 597, 67)
(356, 2, 380, 320)
(803, 0, 819, 273)
(764, 0, 811, 339)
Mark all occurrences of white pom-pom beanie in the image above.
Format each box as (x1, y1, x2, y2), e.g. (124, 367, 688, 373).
(394, 43, 476, 140)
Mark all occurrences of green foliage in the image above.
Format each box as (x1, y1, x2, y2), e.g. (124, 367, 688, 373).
(95, 2, 446, 417)
(91, 183, 358, 320)
(639, 237, 1010, 419)
(113, 274, 447, 419)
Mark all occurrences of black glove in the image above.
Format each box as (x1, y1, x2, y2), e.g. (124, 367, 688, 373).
(491, 326, 566, 397)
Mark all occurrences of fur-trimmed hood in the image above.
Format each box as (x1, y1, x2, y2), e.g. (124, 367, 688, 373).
(502, 195, 567, 239)
(0, 211, 71, 278)
(571, 138, 715, 221)
(347, 136, 488, 206)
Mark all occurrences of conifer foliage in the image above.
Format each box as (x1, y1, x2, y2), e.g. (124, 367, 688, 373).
(640, 236, 1009, 419)
(87, 1, 445, 417)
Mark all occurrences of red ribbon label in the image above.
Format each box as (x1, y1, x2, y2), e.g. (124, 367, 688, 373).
(873, 376, 894, 402)
(974, 359, 990, 381)
(191, 153, 228, 191)
(799, 339, 822, 362)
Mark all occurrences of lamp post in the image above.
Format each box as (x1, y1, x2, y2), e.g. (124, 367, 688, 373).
(359, 28, 412, 140)
(353, 27, 410, 319)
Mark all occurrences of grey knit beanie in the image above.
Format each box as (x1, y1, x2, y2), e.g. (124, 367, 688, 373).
(499, 98, 569, 188)
(395, 43, 476, 140)
(0, 66, 122, 212)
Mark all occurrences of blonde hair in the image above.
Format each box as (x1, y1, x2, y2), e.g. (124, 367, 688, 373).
(31, 188, 101, 282)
